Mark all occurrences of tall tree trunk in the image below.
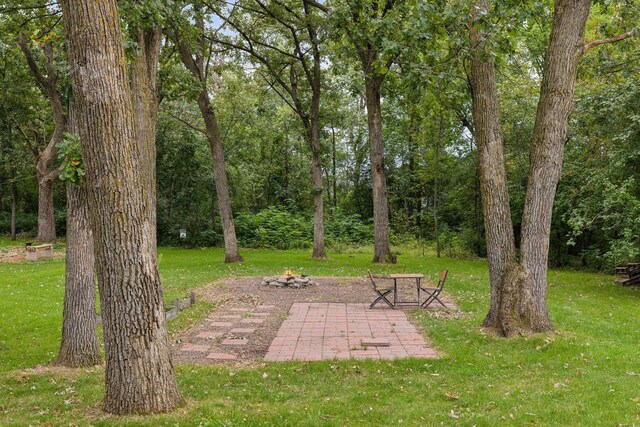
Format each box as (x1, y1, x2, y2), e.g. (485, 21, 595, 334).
(18, 34, 65, 243)
(130, 27, 162, 254)
(470, 0, 591, 336)
(170, 22, 244, 263)
(518, 0, 591, 332)
(469, 0, 519, 333)
(306, 7, 326, 260)
(407, 110, 416, 224)
(10, 181, 17, 241)
(434, 115, 442, 258)
(56, 184, 101, 367)
(36, 170, 56, 242)
(61, 0, 183, 414)
(364, 79, 395, 263)
(331, 124, 337, 208)
(197, 91, 244, 263)
(310, 90, 326, 259)
(56, 101, 101, 368)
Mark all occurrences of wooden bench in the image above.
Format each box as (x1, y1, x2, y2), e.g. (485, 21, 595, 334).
(25, 244, 54, 261)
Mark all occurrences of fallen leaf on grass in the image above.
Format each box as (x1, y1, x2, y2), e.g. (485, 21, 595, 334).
(444, 392, 460, 400)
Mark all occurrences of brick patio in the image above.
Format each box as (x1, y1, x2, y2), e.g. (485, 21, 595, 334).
(264, 303, 438, 361)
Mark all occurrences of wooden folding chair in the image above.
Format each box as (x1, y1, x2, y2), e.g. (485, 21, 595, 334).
(420, 269, 448, 309)
(368, 270, 394, 309)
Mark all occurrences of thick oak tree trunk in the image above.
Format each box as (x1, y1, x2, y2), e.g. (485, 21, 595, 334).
(61, 0, 183, 413)
(131, 27, 162, 254)
(470, 0, 591, 336)
(56, 101, 100, 368)
(55, 183, 101, 368)
(519, 0, 591, 331)
(36, 171, 56, 242)
(197, 91, 245, 263)
(365, 80, 395, 264)
(469, 13, 518, 332)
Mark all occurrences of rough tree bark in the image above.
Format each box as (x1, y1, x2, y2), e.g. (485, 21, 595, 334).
(470, 0, 591, 336)
(518, 0, 591, 331)
(306, 1, 326, 259)
(10, 180, 17, 241)
(18, 34, 65, 243)
(170, 18, 244, 263)
(55, 184, 101, 367)
(61, 0, 183, 413)
(196, 90, 245, 263)
(55, 101, 101, 368)
(331, 124, 338, 208)
(130, 26, 163, 254)
(434, 115, 443, 258)
(363, 72, 395, 263)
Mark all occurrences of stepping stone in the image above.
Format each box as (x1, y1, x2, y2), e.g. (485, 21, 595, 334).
(207, 353, 237, 360)
(250, 312, 270, 317)
(241, 318, 265, 324)
(230, 328, 256, 334)
(197, 332, 223, 339)
(180, 344, 209, 352)
(230, 308, 251, 312)
(222, 338, 249, 345)
(210, 322, 233, 327)
(220, 315, 242, 319)
(256, 305, 275, 310)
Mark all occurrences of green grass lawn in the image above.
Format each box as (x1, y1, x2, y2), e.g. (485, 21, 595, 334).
(0, 244, 639, 426)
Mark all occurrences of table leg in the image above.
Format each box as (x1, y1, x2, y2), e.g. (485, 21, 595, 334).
(393, 279, 397, 307)
(417, 278, 421, 306)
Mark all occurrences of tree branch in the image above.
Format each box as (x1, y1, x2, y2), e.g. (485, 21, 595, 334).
(15, 123, 39, 157)
(584, 29, 635, 52)
(162, 109, 206, 135)
(305, 0, 328, 13)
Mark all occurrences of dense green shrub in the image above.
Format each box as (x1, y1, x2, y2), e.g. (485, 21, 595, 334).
(235, 207, 311, 249)
(324, 209, 373, 246)
(439, 225, 478, 259)
(234, 207, 374, 250)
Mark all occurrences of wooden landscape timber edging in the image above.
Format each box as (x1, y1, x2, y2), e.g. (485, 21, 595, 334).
(96, 292, 196, 323)
(614, 263, 640, 287)
(165, 292, 197, 321)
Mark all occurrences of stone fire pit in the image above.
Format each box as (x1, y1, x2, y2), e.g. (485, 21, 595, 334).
(261, 275, 317, 288)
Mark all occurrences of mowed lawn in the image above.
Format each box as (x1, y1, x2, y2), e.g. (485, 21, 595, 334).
(0, 244, 639, 426)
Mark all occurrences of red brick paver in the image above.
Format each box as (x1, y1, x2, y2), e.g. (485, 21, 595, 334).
(180, 344, 210, 352)
(264, 303, 437, 362)
(222, 338, 249, 345)
(241, 318, 265, 324)
(207, 353, 237, 360)
(210, 321, 233, 327)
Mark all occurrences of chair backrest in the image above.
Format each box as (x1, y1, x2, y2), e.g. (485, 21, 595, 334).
(367, 269, 377, 290)
(437, 269, 448, 289)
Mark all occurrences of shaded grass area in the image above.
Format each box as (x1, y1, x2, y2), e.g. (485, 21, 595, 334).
(1, 245, 639, 425)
